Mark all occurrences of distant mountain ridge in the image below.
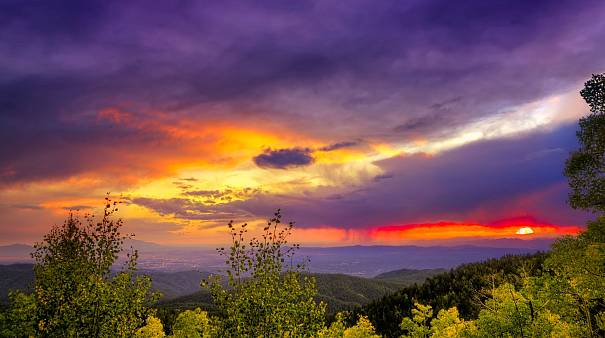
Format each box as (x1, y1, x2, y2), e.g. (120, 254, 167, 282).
(0, 241, 550, 276)
(374, 268, 448, 283)
(0, 264, 212, 303)
(0, 244, 32, 263)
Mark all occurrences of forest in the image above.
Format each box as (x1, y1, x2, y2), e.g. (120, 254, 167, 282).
(1, 74, 604, 337)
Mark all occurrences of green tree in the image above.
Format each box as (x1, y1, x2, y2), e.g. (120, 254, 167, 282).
(565, 73, 605, 213)
(204, 209, 326, 337)
(317, 313, 380, 338)
(428, 307, 476, 338)
(170, 308, 214, 338)
(472, 283, 582, 337)
(540, 218, 605, 337)
(8, 195, 159, 337)
(399, 303, 476, 338)
(135, 316, 166, 338)
(399, 302, 433, 338)
(0, 291, 37, 337)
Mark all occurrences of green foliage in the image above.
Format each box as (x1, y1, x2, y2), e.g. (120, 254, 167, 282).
(158, 272, 410, 317)
(565, 73, 605, 213)
(171, 308, 214, 338)
(399, 304, 476, 338)
(428, 307, 475, 338)
(393, 218, 605, 337)
(3, 196, 159, 337)
(472, 283, 582, 337)
(317, 313, 380, 338)
(393, 226, 604, 337)
(341, 316, 381, 338)
(0, 291, 37, 337)
(203, 210, 326, 337)
(313, 273, 404, 314)
(399, 303, 432, 338)
(135, 316, 166, 338)
(353, 253, 547, 336)
(539, 218, 605, 337)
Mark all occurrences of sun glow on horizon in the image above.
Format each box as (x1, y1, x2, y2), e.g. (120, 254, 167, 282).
(516, 227, 535, 235)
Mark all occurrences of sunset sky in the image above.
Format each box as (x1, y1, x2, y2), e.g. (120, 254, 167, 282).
(1, 0, 603, 246)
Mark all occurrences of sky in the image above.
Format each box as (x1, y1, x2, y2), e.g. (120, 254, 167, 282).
(1, 0, 604, 246)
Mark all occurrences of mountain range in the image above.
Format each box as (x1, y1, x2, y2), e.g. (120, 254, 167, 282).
(0, 263, 445, 314)
(0, 238, 552, 276)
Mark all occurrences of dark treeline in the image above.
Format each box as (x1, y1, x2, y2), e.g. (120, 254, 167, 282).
(351, 253, 547, 336)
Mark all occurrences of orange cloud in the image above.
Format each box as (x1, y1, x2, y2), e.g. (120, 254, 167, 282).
(369, 217, 581, 243)
(41, 106, 324, 188)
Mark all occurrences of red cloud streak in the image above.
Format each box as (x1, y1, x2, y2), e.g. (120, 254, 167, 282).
(369, 216, 581, 242)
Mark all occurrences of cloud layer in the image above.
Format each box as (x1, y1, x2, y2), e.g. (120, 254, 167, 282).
(0, 0, 602, 244)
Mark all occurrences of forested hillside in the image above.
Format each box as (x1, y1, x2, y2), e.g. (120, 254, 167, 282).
(373, 268, 447, 284)
(351, 253, 547, 336)
(157, 270, 443, 316)
(0, 263, 441, 309)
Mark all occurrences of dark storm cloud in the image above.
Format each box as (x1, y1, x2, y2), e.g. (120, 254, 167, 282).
(250, 142, 358, 170)
(253, 148, 314, 169)
(394, 115, 448, 139)
(1, 0, 605, 184)
(319, 141, 359, 152)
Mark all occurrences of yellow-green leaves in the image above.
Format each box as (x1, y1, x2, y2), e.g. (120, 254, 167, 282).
(204, 210, 326, 337)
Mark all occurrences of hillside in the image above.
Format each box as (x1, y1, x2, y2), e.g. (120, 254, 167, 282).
(315, 273, 406, 313)
(0, 264, 34, 300)
(374, 268, 447, 284)
(158, 270, 444, 315)
(0, 264, 211, 303)
(351, 253, 548, 337)
(0, 264, 442, 306)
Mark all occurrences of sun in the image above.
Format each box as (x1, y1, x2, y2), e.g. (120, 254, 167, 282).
(515, 227, 535, 235)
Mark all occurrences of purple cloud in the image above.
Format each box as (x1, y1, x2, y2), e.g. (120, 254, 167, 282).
(0, 0, 603, 227)
(253, 148, 314, 169)
(319, 141, 359, 152)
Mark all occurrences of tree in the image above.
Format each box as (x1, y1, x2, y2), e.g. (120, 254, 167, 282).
(472, 283, 582, 337)
(170, 308, 214, 338)
(565, 73, 605, 213)
(203, 209, 326, 337)
(0, 291, 37, 337)
(428, 307, 476, 338)
(317, 313, 380, 338)
(399, 303, 476, 338)
(10, 195, 159, 337)
(540, 217, 605, 337)
(399, 302, 433, 338)
(135, 316, 166, 338)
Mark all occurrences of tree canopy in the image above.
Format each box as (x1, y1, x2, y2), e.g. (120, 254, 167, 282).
(565, 73, 605, 213)
(1, 196, 158, 337)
